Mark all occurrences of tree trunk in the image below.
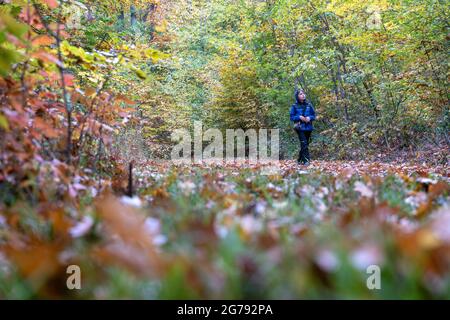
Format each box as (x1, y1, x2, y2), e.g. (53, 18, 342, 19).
(117, 6, 125, 31)
(141, 4, 155, 23)
(130, 5, 137, 29)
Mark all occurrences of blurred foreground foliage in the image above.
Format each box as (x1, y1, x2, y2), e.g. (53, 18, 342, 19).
(1, 160, 449, 299)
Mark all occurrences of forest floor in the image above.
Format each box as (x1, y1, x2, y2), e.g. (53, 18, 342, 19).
(1, 159, 449, 299)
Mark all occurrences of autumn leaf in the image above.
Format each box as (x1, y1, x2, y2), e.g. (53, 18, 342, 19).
(95, 195, 156, 249)
(0, 0, 449, 300)
(84, 86, 96, 97)
(116, 95, 136, 105)
(0, 12, 28, 38)
(63, 73, 75, 86)
(133, 68, 147, 80)
(3, 242, 64, 287)
(32, 35, 54, 47)
(32, 51, 63, 67)
(0, 114, 9, 130)
(41, 0, 59, 9)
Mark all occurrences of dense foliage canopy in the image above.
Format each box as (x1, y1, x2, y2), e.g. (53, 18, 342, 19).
(0, 0, 448, 300)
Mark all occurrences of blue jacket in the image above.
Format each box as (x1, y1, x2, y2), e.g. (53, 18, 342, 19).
(289, 92, 316, 131)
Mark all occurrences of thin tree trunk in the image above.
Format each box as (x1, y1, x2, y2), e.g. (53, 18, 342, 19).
(130, 5, 137, 29)
(336, 60, 349, 123)
(363, 80, 379, 121)
(118, 6, 125, 30)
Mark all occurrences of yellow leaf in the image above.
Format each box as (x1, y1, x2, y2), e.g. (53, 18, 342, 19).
(132, 67, 147, 80)
(154, 20, 167, 33)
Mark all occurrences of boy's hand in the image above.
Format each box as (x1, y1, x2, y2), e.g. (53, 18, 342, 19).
(299, 116, 306, 122)
(305, 117, 310, 123)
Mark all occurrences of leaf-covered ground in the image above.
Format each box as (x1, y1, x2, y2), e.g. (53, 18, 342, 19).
(1, 160, 449, 299)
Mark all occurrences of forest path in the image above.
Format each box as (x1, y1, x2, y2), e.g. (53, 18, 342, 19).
(131, 159, 449, 220)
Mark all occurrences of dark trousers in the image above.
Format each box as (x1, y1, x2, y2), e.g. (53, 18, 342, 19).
(295, 129, 311, 163)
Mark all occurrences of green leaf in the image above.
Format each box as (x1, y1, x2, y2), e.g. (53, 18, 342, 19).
(0, 13, 28, 39)
(0, 31, 6, 44)
(0, 46, 21, 76)
(145, 48, 170, 63)
(132, 67, 147, 80)
(0, 114, 9, 131)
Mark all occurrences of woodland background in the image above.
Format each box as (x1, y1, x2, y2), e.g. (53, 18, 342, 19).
(0, 0, 449, 299)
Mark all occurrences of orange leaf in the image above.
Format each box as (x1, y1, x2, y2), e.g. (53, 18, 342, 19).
(84, 87, 96, 97)
(94, 196, 166, 276)
(32, 35, 54, 46)
(116, 95, 136, 105)
(4, 242, 62, 282)
(429, 181, 449, 199)
(63, 73, 74, 86)
(34, 117, 59, 138)
(95, 196, 154, 248)
(32, 51, 63, 67)
(42, 0, 59, 9)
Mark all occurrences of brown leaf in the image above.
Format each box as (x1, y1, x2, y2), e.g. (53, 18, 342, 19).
(94, 196, 165, 276)
(3, 241, 63, 284)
